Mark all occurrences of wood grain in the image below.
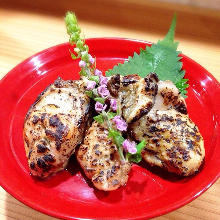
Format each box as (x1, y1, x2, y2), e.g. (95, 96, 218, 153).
(0, 1, 219, 219)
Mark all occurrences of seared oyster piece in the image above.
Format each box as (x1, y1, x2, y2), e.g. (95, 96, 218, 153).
(130, 79, 205, 176)
(23, 77, 90, 178)
(77, 121, 131, 191)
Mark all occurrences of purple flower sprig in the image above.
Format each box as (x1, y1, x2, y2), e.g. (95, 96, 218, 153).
(95, 102, 107, 112)
(92, 82, 144, 162)
(66, 12, 96, 78)
(125, 140, 146, 163)
(97, 85, 110, 98)
(122, 140, 137, 154)
(86, 80, 96, 90)
(78, 54, 96, 77)
(85, 69, 112, 106)
(110, 99, 117, 112)
(112, 116, 127, 131)
(66, 11, 146, 163)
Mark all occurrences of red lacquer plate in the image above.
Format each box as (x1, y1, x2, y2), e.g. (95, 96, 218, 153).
(0, 38, 219, 220)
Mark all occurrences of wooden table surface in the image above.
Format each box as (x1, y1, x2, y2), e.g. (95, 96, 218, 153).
(0, 1, 219, 219)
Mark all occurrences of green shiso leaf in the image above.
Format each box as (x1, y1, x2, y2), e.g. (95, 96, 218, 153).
(106, 14, 189, 97)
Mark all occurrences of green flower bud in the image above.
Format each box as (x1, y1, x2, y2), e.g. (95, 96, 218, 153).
(81, 52, 89, 62)
(84, 45, 89, 52)
(76, 40, 83, 49)
(74, 47, 80, 53)
(89, 75, 100, 83)
(79, 69, 87, 76)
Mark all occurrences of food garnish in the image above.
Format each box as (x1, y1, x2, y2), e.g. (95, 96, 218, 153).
(106, 14, 189, 98)
(23, 11, 205, 185)
(65, 12, 146, 163)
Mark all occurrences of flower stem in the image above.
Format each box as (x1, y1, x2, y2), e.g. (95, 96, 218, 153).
(102, 111, 112, 130)
(102, 111, 125, 162)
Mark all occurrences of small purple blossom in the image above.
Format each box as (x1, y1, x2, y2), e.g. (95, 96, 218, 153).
(89, 55, 95, 64)
(79, 60, 86, 68)
(122, 139, 137, 154)
(86, 80, 96, 90)
(94, 69, 102, 76)
(95, 102, 107, 112)
(110, 99, 117, 111)
(99, 76, 108, 86)
(113, 116, 127, 131)
(97, 85, 110, 98)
